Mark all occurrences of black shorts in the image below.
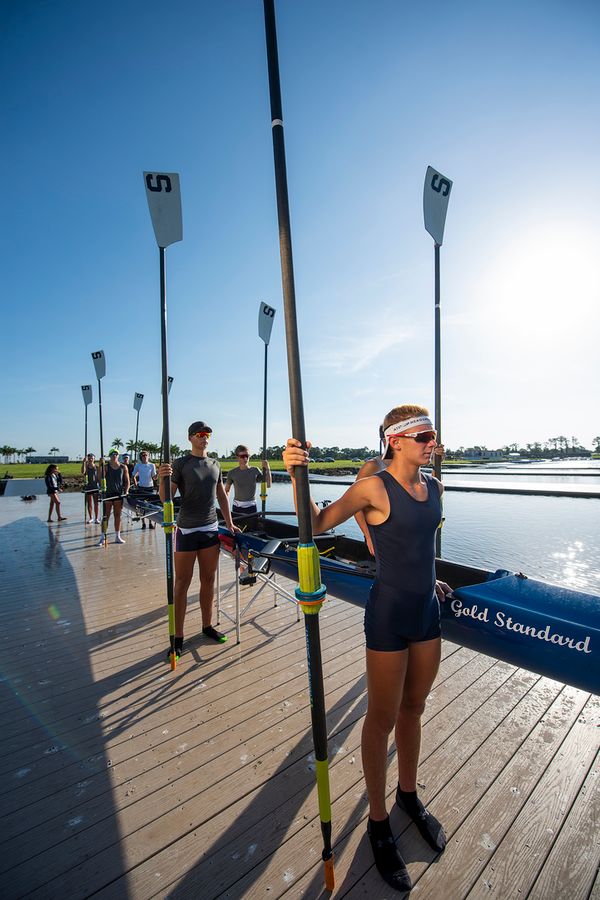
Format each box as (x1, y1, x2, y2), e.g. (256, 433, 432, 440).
(232, 503, 258, 528)
(175, 529, 220, 552)
(364, 581, 441, 651)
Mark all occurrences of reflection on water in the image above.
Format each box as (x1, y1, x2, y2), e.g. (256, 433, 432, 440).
(264, 482, 600, 596)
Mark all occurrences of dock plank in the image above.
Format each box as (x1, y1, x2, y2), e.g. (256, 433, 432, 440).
(0, 493, 597, 900)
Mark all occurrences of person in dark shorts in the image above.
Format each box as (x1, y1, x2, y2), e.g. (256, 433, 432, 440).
(225, 444, 271, 529)
(97, 450, 130, 545)
(81, 453, 100, 524)
(45, 464, 67, 522)
(158, 421, 238, 659)
(283, 404, 451, 894)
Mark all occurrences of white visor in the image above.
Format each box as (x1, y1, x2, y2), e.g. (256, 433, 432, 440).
(382, 416, 433, 458)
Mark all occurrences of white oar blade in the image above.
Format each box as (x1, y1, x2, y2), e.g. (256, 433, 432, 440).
(259, 302, 276, 344)
(81, 384, 93, 406)
(133, 392, 144, 412)
(144, 172, 183, 248)
(91, 350, 106, 380)
(423, 166, 453, 246)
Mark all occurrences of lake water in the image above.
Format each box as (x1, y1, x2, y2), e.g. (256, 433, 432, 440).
(263, 461, 600, 596)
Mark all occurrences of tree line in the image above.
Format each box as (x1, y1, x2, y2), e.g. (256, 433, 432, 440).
(2, 434, 600, 464)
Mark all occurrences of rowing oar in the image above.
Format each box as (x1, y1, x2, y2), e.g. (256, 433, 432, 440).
(91, 350, 107, 546)
(258, 301, 276, 516)
(423, 165, 452, 557)
(81, 384, 92, 521)
(262, 1, 334, 888)
(133, 392, 144, 462)
(144, 170, 183, 671)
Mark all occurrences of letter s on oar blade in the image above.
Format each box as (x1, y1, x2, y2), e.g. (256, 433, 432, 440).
(133, 392, 144, 412)
(81, 384, 93, 406)
(259, 301, 276, 344)
(144, 172, 183, 248)
(91, 350, 106, 380)
(423, 165, 453, 246)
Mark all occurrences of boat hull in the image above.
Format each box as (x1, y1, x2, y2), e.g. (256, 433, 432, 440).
(123, 496, 599, 694)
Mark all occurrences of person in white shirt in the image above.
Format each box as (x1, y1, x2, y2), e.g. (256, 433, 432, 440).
(132, 449, 157, 530)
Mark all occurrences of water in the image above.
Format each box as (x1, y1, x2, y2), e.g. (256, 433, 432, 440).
(263, 462, 600, 595)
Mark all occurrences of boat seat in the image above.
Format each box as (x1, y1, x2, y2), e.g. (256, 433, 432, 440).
(248, 539, 283, 575)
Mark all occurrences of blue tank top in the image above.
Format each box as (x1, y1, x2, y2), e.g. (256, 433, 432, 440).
(368, 470, 441, 597)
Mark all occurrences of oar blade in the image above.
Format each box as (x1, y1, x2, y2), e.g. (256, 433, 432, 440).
(91, 350, 106, 381)
(81, 384, 93, 406)
(423, 165, 453, 245)
(144, 172, 183, 248)
(258, 301, 276, 344)
(133, 392, 144, 412)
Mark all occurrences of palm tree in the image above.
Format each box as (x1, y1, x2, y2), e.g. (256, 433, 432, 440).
(593, 436, 600, 454)
(24, 446, 35, 460)
(49, 446, 59, 456)
(0, 445, 12, 463)
(112, 437, 124, 451)
(170, 443, 182, 458)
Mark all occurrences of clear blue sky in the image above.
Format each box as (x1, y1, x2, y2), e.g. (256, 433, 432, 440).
(2, 0, 599, 458)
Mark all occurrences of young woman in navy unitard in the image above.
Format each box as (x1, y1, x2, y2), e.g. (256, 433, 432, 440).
(283, 404, 451, 893)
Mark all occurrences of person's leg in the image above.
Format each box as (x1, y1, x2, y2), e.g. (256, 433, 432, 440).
(47, 495, 55, 521)
(56, 494, 66, 520)
(395, 637, 446, 852)
(93, 494, 99, 520)
(362, 648, 408, 820)
(363, 648, 412, 892)
(173, 550, 197, 637)
(197, 543, 220, 630)
(86, 492, 92, 521)
(113, 500, 125, 541)
(99, 500, 112, 544)
(395, 637, 441, 790)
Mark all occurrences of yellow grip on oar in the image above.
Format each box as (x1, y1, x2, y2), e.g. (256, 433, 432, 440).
(296, 543, 326, 613)
(163, 501, 175, 534)
(168, 604, 175, 634)
(315, 758, 332, 824)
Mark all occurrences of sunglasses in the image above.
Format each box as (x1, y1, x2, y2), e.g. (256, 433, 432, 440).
(237, 453, 249, 458)
(191, 431, 211, 438)
(394, 430, 437, 445)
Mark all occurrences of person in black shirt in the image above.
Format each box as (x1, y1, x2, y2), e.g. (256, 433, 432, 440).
(158, 421, 237, 659)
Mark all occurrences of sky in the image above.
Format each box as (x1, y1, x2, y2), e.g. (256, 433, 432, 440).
(2, 0, 599, 459)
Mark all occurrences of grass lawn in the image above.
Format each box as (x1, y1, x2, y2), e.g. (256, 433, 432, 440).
(2, 457, 510, 480)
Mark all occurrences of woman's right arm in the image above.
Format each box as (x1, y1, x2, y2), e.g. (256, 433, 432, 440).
(283, 439, 379, 534)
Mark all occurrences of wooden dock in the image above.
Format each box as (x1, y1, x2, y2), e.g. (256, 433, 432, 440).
(0, 493, 598, 899)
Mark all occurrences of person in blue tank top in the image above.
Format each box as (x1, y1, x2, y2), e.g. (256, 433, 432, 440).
(283, 404, 452, 894)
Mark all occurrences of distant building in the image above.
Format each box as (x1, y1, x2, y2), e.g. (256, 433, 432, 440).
(26, 455, 69, 464)
(463, 448, 503, 460)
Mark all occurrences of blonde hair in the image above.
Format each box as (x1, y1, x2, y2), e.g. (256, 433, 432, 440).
(382, 404, 430, 458)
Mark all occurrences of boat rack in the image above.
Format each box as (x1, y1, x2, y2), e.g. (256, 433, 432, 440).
(216, 539, 300, 644)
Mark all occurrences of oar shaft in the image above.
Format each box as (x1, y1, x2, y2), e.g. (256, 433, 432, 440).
(261, 342, 268, 513)
(263, 0, 333, 887)
(434, 243, 442, 557)
(135, 410, 140, 462)
(97, 378, 107, 541)
(159, 246, 176, 668)
(84, 406, 88, 519)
